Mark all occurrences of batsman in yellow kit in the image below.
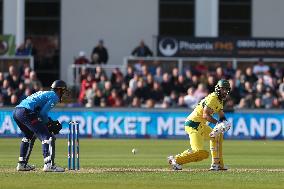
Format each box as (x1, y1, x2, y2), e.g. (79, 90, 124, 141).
(168, 79, 232, 171)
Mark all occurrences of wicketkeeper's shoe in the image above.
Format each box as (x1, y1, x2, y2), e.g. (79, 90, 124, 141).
(210, 163, 228, 171)
(43, 163, 65, 172)
(167, 155, 182, 170)
(16, 162, 36, 171)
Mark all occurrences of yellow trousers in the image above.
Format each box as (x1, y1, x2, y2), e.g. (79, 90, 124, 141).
(175, 123, 224, 166)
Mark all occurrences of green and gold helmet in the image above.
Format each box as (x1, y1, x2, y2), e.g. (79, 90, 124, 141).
(215, 79, 231, 100)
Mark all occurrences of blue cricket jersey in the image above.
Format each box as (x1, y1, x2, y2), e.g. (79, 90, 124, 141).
(16, 91, 59, 124)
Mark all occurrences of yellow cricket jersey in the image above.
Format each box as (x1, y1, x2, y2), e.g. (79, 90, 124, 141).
(186, 92, 223, 124)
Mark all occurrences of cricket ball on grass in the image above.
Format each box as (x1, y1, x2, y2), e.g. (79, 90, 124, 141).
(132, 148, 138, 154)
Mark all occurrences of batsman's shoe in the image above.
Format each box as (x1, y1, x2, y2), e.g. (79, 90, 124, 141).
(167, 155, 182, 170)
(16, 163, 36, 171)
(210, 163, 228, 171)
(43, 163, 65, 172)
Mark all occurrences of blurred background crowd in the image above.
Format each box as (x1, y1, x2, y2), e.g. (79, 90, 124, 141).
(0, 64, 42, 107)
(2, 39, 284, 111)
(71, 58, 284, 110)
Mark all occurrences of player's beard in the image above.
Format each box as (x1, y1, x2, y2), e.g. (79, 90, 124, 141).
(220, 92, 228, 100)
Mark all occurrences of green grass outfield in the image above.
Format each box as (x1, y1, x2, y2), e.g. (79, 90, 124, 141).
(1, 138, 284, 189)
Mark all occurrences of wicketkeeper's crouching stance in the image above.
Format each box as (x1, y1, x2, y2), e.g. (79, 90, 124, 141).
(168, 79, 232, 171)
(13, 80, 67, 172)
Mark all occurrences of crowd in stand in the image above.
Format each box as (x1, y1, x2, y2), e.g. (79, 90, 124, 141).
(0, 64, 43, 107)
(0, 36, 40, 107)
(4, 38, 284, 110)
(75, 58, 284, 110)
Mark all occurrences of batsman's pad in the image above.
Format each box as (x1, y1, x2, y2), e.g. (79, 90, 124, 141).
(175, 150, 209, 165)
(209, 120, 231, 138)
(47, 117, 62, 135)
(210, 133, 224, 166)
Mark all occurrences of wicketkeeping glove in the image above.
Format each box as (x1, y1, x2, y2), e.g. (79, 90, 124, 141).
(47, 117, 62, 135)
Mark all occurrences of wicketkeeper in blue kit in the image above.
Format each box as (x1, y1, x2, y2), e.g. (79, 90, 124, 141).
(13, 80, 67, 172)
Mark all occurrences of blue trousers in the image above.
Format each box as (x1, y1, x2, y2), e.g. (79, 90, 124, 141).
(13, 107, 52, 163)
